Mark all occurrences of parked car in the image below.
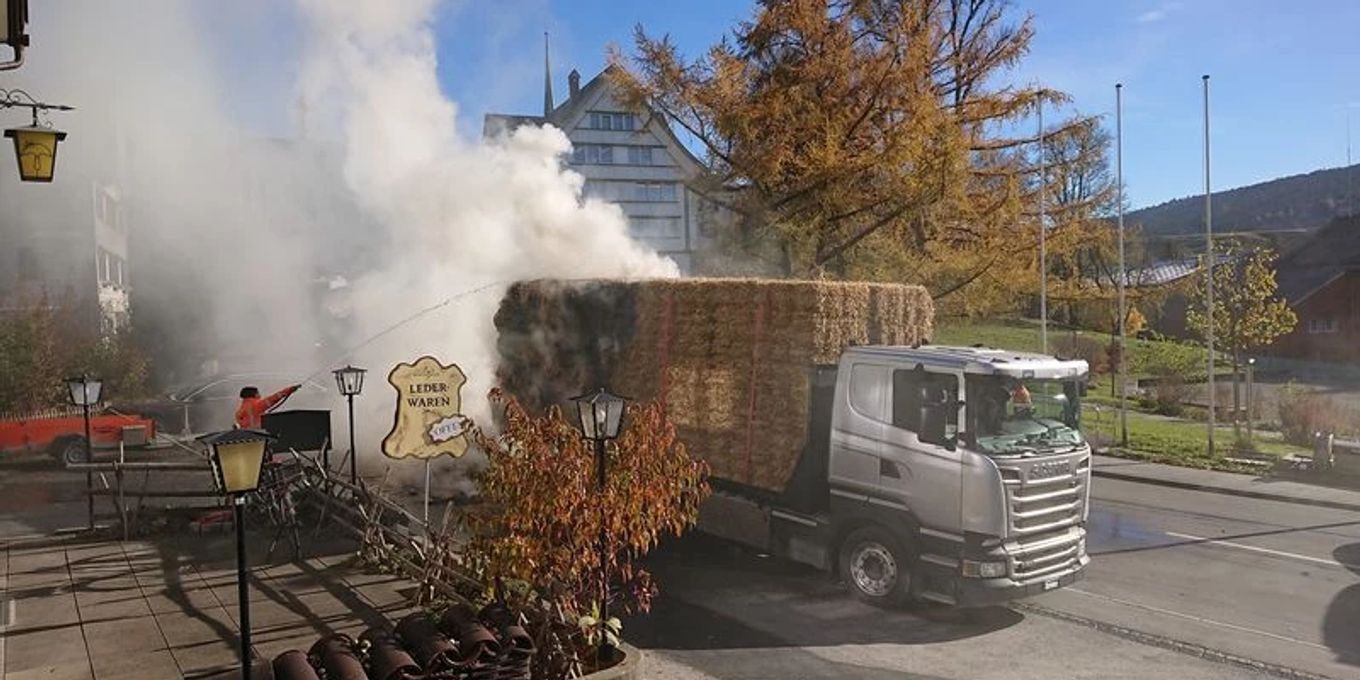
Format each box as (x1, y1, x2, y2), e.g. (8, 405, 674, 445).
(0, 406, 159, 464)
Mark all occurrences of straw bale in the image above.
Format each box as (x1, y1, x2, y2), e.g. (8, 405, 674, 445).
(494, 278, 933, 494)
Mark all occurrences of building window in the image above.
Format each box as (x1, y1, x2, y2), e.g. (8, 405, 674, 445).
(627, 216, 682, 238)
(583, 180, 678, 203)
(1307, 317, 1337, 334)
(571, 144, 614, 165)
(634, 182, 677, 202)
(587, 111, 636, 131)
(626, 146, 655, 165)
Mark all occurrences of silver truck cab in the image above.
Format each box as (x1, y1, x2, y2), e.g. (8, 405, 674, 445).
(827, 345, 1092, 606)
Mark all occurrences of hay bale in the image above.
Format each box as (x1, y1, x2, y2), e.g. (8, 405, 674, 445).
(494, 278, 933, 493)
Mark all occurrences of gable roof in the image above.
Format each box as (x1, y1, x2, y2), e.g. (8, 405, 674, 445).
(1274, 214, 1360, 303)
(480, 64, 710, 174)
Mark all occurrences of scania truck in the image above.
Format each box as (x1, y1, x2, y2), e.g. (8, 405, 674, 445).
(495, 279, 1091, 607)
(700, 344, 1092, 607)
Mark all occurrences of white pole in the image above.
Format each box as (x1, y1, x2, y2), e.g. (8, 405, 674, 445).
(1203, 75, 1216, 457)
(1116, 83, 1128, 446)
(1038, 95, 1048, 354)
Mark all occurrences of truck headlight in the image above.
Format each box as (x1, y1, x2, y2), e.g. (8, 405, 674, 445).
(961, 560, 1007, 578)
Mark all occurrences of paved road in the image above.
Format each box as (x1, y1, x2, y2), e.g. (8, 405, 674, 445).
(628, 478, 1360, 679)
(1037, 477, 1360, 679)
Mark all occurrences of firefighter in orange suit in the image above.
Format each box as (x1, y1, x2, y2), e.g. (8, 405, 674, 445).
(234, 384, 300, 429)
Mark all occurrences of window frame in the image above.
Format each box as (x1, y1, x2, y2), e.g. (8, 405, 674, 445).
(891, 365, 962, 442)
(1308, 317, 1338, 334)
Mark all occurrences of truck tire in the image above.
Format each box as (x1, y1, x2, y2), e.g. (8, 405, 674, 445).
(839, 526, 915, 607)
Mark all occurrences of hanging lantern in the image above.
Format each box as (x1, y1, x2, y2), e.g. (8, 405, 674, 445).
(5, 125, 66, 182)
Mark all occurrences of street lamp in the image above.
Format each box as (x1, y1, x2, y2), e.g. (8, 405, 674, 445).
(332, 365, 366, 486)
(201, 428, 276, 680)
(2, 88, 74, 182)
(570, 387, 628, 652)
(65, 374, 102, 530)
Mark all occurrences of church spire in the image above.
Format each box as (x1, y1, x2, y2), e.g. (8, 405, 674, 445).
(543, 32, 554, 116)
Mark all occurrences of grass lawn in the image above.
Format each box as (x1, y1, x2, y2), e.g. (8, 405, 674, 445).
(934, 317, 1208, 379)
(1081, 404, 1309, 472)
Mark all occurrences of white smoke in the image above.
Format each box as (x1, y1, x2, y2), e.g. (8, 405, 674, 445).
(6, 1, 678, 491)
(293, 0, 677, 483)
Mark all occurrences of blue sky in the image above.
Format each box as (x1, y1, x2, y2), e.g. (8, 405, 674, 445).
(431, 0, 1360, 211)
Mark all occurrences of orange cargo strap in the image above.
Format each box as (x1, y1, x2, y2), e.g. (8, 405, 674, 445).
(744, 290, 769, 486)
(657, 290, 674, 410)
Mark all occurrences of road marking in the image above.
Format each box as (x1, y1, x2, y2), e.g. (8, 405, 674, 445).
(1065, 587, 1330, 651)
(1164, 531, 1360, 570)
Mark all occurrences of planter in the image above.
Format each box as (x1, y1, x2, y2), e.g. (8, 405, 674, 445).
(580, 643, 643, 680)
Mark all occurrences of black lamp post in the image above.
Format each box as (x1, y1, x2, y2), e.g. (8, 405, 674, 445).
(65, 374, 102, 530)
(332, 365, 366, 486)
(570, 387, 628, 650)
(201, 428, 275, 680)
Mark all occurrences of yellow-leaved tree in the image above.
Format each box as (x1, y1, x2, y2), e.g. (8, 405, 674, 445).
(1187, 245, 1297, 432)
(612, 0, 1105, 315)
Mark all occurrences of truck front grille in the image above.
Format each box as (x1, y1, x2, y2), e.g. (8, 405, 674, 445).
(998, 454, 1089, 581)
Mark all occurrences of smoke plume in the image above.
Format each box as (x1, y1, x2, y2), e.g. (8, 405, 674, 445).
(5, 1, 678, 491)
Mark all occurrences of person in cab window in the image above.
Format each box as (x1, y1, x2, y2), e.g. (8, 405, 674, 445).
(1010, 381, 1033, 417)
(979, 381, 1011, 436)
(235, 384, 300, 429)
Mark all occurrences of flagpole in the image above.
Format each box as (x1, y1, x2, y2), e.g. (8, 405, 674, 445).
(1203, 74, 1216, 457)
(1116, 83, 1128, 447)
(1038, 94, 1048, 354)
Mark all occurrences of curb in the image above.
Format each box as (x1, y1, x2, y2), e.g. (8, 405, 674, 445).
(581, 643, 643, 680)
(1091, 468, 1360, 513)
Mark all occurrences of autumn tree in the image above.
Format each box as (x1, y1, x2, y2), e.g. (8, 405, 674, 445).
(465, 391, 709, 676)
(612, 0, 1101, 312)
(1187, 245, 1296, 431)
(0, 294, 150, 414)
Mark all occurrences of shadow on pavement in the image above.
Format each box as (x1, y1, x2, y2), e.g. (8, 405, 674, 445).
(1322, 542, 1360, 668)
(625, 533, 1023, 653)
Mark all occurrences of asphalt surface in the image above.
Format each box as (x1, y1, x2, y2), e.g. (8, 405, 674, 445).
(627, 478, 1360, 679)
(4, 455, 1356, 679)
(1038, 477, 1360, 679)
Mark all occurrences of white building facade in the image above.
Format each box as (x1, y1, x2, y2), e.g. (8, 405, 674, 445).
(485, 65, 717, 273)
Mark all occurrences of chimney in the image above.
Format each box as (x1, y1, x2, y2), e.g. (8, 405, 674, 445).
(568, 69, 581, 99)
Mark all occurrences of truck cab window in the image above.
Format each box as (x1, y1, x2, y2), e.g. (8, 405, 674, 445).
(967, 374, 1085, 456)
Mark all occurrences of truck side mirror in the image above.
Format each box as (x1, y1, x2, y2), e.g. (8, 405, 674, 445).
(919, 403, 949, 447)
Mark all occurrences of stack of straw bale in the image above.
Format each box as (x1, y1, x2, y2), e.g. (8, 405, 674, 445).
(494, 279, 933, 493)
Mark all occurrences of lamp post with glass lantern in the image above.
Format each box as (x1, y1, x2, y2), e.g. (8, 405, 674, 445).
(570, 388, 627, 651)
(65, 375, 102, 530)
(201, 428, 276, 680)
(332, 365, 366, 486)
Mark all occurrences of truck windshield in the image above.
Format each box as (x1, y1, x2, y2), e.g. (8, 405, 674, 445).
(968, 375, 1084, 456)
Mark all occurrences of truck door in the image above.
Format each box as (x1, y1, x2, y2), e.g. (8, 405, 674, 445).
(828, 361, 891, 497)
(880, 366, 965, 536)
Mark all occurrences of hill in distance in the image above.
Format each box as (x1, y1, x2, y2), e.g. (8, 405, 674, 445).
(1127, 164, 1360, 236)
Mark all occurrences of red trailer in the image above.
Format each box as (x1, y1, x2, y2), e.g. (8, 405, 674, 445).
(0, 407, 159, 464)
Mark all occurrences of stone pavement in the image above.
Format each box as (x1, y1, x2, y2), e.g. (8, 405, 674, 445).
(0, 532, 416, 680)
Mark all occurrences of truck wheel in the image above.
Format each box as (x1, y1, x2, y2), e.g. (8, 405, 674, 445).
(839, 526, 914, 607)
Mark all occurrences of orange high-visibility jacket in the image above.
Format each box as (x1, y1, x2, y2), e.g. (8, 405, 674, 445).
(234, 386, 298, 429)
